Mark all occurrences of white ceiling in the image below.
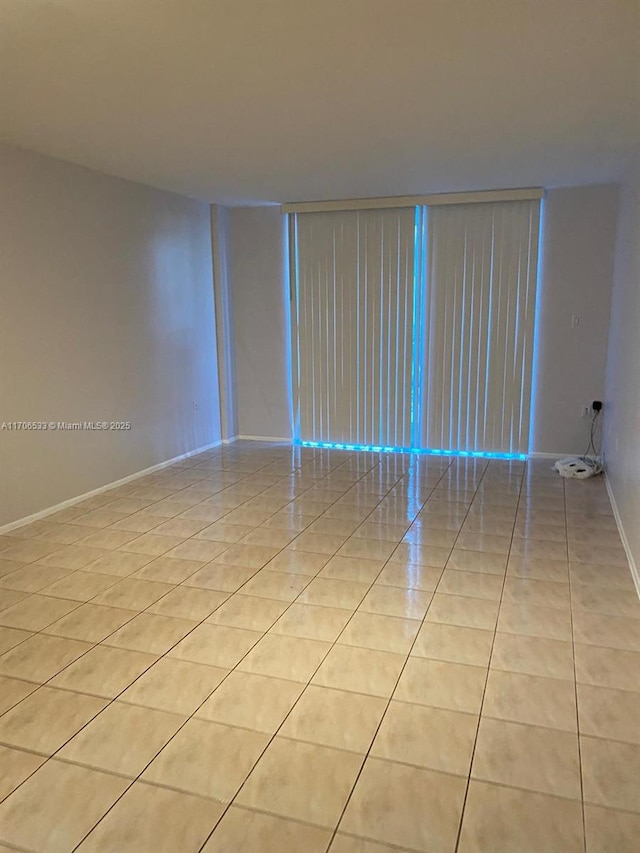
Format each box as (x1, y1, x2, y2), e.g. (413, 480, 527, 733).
(1, 0, 638, 204)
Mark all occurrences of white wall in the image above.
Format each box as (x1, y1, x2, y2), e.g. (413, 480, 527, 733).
(604, 153, 640, 574)
(531, 184, 618, 454)
(0, 143, 221, 527)
(227, 207, 291, 439)
(211, 204, 238, 441)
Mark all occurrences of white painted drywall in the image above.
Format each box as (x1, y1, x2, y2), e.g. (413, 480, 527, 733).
(0, 143, 221, 527)
(227, 206, 292, 439)
(530, 184, 618, 454)
(604, 153, 640, 571)
(211, 204, 238, 441)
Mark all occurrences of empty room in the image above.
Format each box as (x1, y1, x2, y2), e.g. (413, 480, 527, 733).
(1, 1, 639, 851)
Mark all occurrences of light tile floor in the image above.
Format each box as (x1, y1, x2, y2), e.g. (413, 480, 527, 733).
(0, 441, 639, 852)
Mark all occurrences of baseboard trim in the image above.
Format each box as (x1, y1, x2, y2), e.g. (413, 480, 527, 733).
(0, 439, 223, 536)
(235, 435, 292, 443)
(528, 451, 575, 459)
(605, 473, 640, 600)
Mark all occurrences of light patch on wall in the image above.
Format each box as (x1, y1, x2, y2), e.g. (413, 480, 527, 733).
(149, 230, 195, 333)
(282, 213, 295, 438)
(528, 197, 546, 453)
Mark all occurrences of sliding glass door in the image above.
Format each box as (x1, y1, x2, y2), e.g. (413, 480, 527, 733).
(288, 195, 541, 457)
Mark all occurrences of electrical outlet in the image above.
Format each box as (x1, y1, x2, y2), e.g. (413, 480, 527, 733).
(582, 405, 591, 418)
(193, 402, 198, 413)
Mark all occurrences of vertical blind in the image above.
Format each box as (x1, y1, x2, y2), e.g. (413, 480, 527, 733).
(291, 207, 417, 447)
(289, 196, 541, 455)
(419, 200, 540, 454)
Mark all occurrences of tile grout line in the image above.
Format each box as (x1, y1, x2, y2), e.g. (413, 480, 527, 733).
(451, 459, 526, 853)
(565, 476, 588, 853)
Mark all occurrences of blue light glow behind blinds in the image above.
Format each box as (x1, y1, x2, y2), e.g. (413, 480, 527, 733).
(290, 199, 540, 456)
(292, 207, 417, 448)
(420, 201, 540, 455)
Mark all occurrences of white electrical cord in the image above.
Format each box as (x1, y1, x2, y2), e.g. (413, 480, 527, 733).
(554, 409, 603, 478)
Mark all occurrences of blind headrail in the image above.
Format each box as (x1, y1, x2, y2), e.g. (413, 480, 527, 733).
(281, 187, 544, 214)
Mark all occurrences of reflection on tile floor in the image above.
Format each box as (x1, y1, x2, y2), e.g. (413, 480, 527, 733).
(0, 441, 639, 852)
